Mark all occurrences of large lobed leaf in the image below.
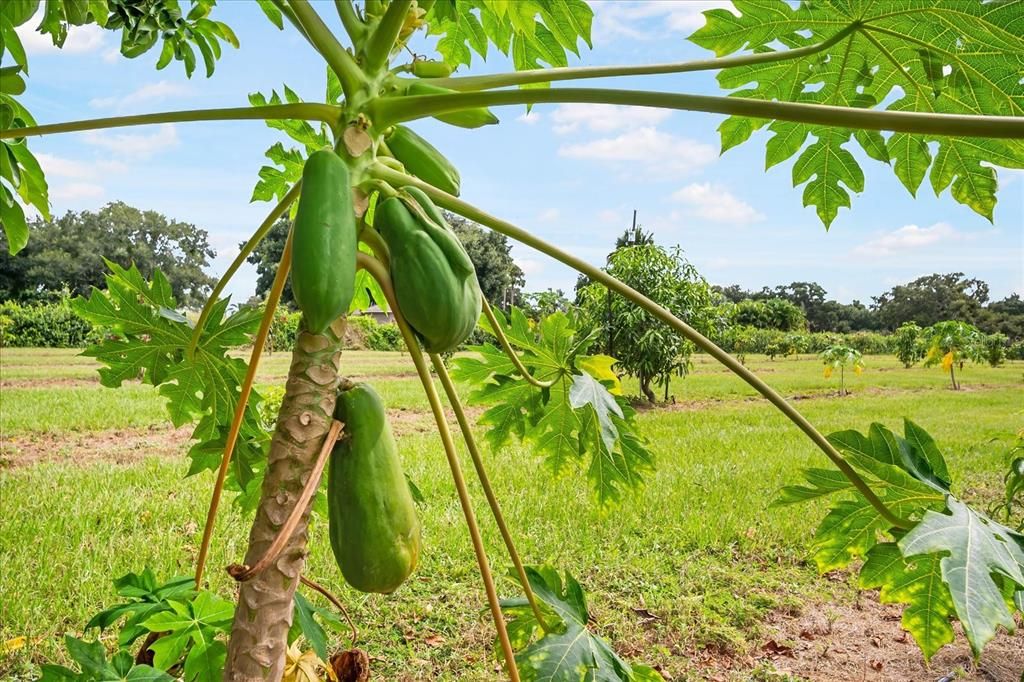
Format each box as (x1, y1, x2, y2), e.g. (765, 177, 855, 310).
(426, 0, 593, 76)
(501, 566, 663, 681)
(450, 306, 654, 506)
(780, 418, 1024, 661)
(72, 261, 271, 506)
(690, 0, 1024, 227)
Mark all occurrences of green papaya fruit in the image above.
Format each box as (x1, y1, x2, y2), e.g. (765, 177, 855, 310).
(375, 186, 481, 352)
(291, 149, 358, 334)
(328, 383, 421, 594)
(386, 125, 461, 196)
(405, 81, 498, 129)
(410, 60, 453, 78)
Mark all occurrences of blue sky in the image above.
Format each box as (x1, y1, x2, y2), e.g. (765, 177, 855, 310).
(14, 1, 1023, 306)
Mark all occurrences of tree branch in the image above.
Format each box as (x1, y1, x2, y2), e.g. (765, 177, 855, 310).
(0, 104, 342, 140)
(426, 23, 861, 92)
(287, 0, 364, 98)
(371, 88, 1024, 139)
(364, 0, 412, 74)
(335, 0, 366, 46)
(369, 163, 912, 531)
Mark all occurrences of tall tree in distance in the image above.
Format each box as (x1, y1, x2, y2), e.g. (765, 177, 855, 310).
(245, 217, 294, 307)
(0, 202, 216, 306)
(446, 211, 525, 310)
(873, 273, 989, 330)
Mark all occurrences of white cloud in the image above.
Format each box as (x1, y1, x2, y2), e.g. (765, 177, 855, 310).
(89, 81, 193, 111)
(559, 127, 717, 176)
(670, 183, 763, 224)
(597, 209, 623, 225)
(551, 104, 670, 134)
(853, 222, 967, 256)
(51, 183, 105, 201)
(518, 110, 542, 125)
(591, 1, 736, 41)
(83, 124, 180, 158)
(537, 208, 561, 223)
(16, 23, 106, 54)
(515, 258, 545, 277)
(35, 153, 128, 178)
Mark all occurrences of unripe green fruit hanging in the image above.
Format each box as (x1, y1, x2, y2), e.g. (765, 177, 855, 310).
(290, 149, 357, 334)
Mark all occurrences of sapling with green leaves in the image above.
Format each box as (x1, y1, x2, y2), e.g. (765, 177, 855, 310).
(892, 321, 925, 368)
(921, 320, 984, 390)
(821, 344, 864, 396)
(3, 1, 1024, 680)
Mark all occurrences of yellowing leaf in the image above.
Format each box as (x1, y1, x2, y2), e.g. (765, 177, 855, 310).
(283, 641, 326, 682)
(941, 352, 954, 371)
(1, 636, 26, 654)
(854, 365, 863, 376)
(578, 354, 622, 395)
(823, 366, 833, 379)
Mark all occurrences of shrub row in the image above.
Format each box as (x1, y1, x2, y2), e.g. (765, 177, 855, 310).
(1, 299, 405, 352)
(714, 326, 894, 359)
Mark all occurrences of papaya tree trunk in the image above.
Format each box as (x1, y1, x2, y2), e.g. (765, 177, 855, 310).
(224, 320, 346, 682)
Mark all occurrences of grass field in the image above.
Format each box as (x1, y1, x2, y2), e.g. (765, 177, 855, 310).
(1, 348, 1022, 680)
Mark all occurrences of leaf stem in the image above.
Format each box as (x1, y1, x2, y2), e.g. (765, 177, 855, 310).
(187, 182, 301, 360)
(369, 164, 912, 531)
(357, 253, 521, 681)
(371, 88, 1024, 139)
(428, 23, 861, 91)
(0, 104, 342, 140)
(429, 353, 552, 634)
(287, 0, 364, 98)
(335, 0, 366, 45)
(364, 0, 412, 74)
(481, 298, 556, 389)
(228, 420, 342, 582)
(194, 228, 296, 586)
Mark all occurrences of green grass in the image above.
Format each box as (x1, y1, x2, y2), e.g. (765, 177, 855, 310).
(0, 349, 1021, 679)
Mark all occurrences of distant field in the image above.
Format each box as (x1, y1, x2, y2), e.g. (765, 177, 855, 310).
(1, 348, 1022, 680)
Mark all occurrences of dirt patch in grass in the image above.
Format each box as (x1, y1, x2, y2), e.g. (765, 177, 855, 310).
(0, 424, 194, 468)
(0, 376, 103, 389)
(0, 407, 484, 468)
(737, 592, 1024, 681)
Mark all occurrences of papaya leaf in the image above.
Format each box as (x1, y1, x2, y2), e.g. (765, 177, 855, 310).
(859, 542, 955, 661)
(39, 635, 174, 682)
(426, 0, 592, 74)
(784, 420, 1024, 661)
(500, 566, 662, 682)
(899, 497, 1024, 657)
(689, 0, 1024, 226)
(452, 306, 653, 505)
(72, 262, 270, 508)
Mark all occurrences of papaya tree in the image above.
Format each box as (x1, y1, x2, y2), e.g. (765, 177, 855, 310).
(821, 343, 864, 397)
(922, 320, 984, 390)
(3, 1, 1024, 680)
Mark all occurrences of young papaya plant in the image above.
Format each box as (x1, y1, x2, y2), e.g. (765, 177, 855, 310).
(821, 343, 864, 397)
(3, 1, 1024, 680)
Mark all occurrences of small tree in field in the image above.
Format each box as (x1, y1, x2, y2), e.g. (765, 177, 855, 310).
(922, 321, 983, 390)
(579, 245, 717, 402)
(970, 332, 1008, 368)
(821, 344, 864, 396)
(892, 322, 925, 368)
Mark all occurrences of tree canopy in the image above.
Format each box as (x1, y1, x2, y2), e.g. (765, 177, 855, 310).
(0, 202, 215, 306)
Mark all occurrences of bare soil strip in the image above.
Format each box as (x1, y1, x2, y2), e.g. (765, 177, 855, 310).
(0, 408, 480, 468)
(719, 594, 1024, 681)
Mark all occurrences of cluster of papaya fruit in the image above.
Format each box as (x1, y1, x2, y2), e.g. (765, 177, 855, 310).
(287, 99, 486, 593)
